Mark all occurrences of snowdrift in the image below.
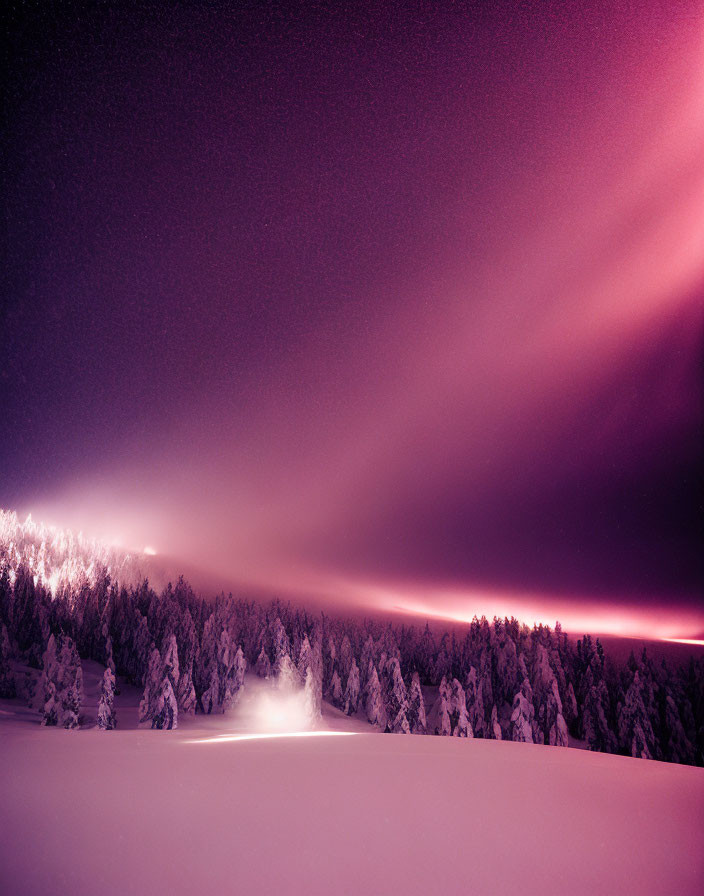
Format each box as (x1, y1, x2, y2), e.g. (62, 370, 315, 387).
(1, 699, 702, 896)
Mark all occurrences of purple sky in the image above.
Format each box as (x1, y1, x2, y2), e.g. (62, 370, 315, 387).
(2, 1, 703, 638)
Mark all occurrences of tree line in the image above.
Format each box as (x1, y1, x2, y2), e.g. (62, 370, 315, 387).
(0, 561, 701, 764)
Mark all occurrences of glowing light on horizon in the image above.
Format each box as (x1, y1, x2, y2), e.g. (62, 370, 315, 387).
(185, 730, 357, 744)
(388, 597, 704, 644)
(218, 566, 704, 646)
(664, 638, 704, 648)
(143, 546, 157, 556)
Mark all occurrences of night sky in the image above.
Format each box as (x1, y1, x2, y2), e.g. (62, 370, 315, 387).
(2, 1, 703, 638)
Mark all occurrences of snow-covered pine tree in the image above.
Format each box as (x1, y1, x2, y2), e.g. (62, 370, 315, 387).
(359, 635, 375, 691)
(338, 634, 353, 682)
(302, 666, 318, 727)
(216, 628, 235, 710)
(139, 645, 163, 724)
(39, 634, 60, 726)
(478, 652, 494, 726)
(0, 566, 11, 629)
(255, 646, 272, 679)
(438, 674, 451, 702)
(490, 704, 502, 740)
(39, 633, 83, 729)
(531, 644, 568, 747)
(364, 664, 385, 728)
(464, 666, 484, 737)
(130, 613, 152, 688)
(310, 628, 324, 714)
(343, 657, 360, 715)
(200, 668, 219, 714)
(277, 653, 298, 692)
(195, 614, 218, 705)
(495, 630, 519, 705)
(11, 564, 48, 668)
(414, 623, 435, 684)
(297, 635, 313, 685)
(382, 657, 410, 734)
(663, 694, 695, 765)
(580, 668, 617, 753)
(224, 645, 246, 710)
(564, 681, 578, 731)
(162, 632, 180, 695)
(407, 671, 427, 734)
(97, 667, 116, 729)
(431, 676, 452, 736)
(547, 680, 569, 747)
(323, 634, 337, 693)
(177, 664, 197, 715)
(57, 635, 82, 728)
(0, 623, 16, 698)
(152, 674, 178, 729)
(433, 635, 452, 684)
(104, 632, 120, 695)
(271, 617, 291, 670)
(329, 669, 343, 708)
(449, 678, 472, 737)
(618, 671, 657, 759)
(510, 679, 534, 743)
(174, 607, 196, 714)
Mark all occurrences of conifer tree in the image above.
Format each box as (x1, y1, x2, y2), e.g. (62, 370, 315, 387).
(57, 635, 82, 729)
(663, 694, 695, 765)
(271, 617, 291, 670)
(139, 645, 163, 724)
(0, 623, 16, 698)
(510, 679, 534, 743)
(162, 632, 180, 694)
(97, 667, 116, 730)
(330, 669, 343, 708)
(105, 633, 120, 695)
(12, 565, 48, 667)
(323, 634, 337, 692)
(431, 677, 452, 736)
(490, 704, 502, 740)
(618, 671, 656, 759)
(359, 635, 375, 691)
(464, 666, 484, 737)
(383, 657, 410, 734)
(297, 634, 314, 686)
(364, 665, 384, 728)
(200, 668, 219, 714)
(415, 623, 435, 684)
(224, 645, 246, 710)
(177, 666, 197, 715)
(152, 675, 178, 729)
(39, 634, 60, 726)
(39, 633, 82, 728)
(343, 658, 360, 715)
(174, 607, 196, 713)
(532, 645, 568, 746)
(495, 631, 519, 705)
(407, 671, 427, 734)
(277, 653, 298, 692)
(580, 668, 617, 753)
(302, 666, 318, 727)
(449, 678, 472, 737)
(564, 682, 578, 731)
(255, 647, 272, 678)
(338, 634, 353, 682)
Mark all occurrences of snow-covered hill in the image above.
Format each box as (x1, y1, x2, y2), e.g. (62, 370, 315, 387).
(1, 668, 702, 896)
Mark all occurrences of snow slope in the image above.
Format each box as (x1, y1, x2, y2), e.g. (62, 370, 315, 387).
(1, 673, 703, 896)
